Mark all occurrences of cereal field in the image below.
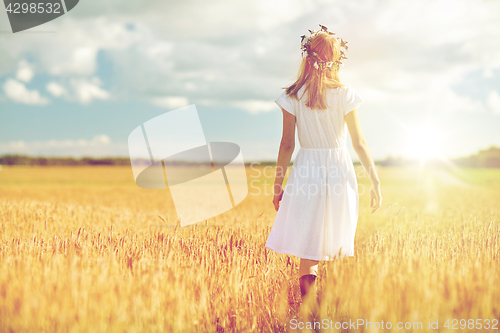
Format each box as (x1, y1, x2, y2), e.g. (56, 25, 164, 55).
(0, 165, 499, 332)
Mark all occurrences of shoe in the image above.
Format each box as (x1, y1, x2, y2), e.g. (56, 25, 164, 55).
(299, 274, 317, 299)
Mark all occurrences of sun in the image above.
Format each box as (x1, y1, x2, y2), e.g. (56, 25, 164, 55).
(405, 125, 444, 162)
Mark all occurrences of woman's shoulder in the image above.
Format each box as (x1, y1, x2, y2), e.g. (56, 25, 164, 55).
(340, 85, 363, 93)
(323, 85, 348, 99)
(337, 85, 361, 99)
(338, 85, 352, 92)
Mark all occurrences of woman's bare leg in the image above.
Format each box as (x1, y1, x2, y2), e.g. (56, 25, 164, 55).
(299, 259, 319, 277)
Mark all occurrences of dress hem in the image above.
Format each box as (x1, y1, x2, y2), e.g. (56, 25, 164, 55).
(264, 245, 354, 261)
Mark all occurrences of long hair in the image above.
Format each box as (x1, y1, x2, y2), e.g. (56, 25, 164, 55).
(285, 31, 345, 110)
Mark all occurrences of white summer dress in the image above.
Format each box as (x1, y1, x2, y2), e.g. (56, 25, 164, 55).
(265, 85, 364, 261)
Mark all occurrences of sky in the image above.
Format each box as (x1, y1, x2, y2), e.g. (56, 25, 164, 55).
(0, 0, 500, 163)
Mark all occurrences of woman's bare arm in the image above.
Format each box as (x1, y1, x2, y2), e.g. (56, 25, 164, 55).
(273, 108, 296, 211)
(346, 108, 382, 213)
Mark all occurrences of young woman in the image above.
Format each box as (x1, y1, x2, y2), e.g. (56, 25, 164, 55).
(265, 25, 382, 299)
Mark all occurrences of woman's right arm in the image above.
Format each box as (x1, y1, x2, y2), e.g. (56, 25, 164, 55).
(346, 108, 382, 213)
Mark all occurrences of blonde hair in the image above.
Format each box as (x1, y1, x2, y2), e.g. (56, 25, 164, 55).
(285, 31, 344, 110)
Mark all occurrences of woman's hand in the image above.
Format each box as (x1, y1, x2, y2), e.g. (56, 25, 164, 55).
(369, 183, 382, 214)
(273, 183, 284, 211)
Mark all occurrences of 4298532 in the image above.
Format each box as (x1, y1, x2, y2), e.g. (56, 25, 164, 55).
(5, 2, 62, 14)
(444, 319, 498, 330)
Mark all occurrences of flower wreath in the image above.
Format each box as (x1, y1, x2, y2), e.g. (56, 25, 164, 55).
(300, 24, 348, 70)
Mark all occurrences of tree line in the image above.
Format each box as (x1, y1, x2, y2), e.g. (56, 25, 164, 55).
(377, 146, 500, 168)
(1, 146, 499, 167)
(0, 155, 131, 166)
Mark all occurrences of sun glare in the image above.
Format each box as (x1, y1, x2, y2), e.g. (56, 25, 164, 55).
(405, 126, 444, 162)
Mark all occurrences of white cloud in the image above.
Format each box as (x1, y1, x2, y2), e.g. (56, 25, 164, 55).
(487, 90, 500, 115)
(232, 100, 276, 114)
(39, 18, 144, 77)
(70, 77, 110, 104)
(322, 0, 500, 117)
(151, 96, 189, 109)
(16, 60, 34, 83)
(47, 78, 109, 104)
(40, 135, 112, 148)
(3, 79, 49, 105)
(433, 87, 487, 114)
(8, 140, 26, 148)
(0, 135, 122, 157)
(0, 16, 145, 79)
(50, 47, 98, 77)
(46, 82, 67, 97)
(92, 134, 111, 145)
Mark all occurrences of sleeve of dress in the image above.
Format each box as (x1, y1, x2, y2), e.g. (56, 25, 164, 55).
(275, 91, 295, 116)
(345, 86, 364, 115)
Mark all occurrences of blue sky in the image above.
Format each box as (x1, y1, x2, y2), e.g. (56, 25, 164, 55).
(1, 0, 500, 163)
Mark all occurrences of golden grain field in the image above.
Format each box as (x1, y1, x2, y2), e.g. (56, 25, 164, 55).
(0, 165, 499, 332)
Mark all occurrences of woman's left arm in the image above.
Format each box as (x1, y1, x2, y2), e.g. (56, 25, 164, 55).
(273, 108, 296, 211)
